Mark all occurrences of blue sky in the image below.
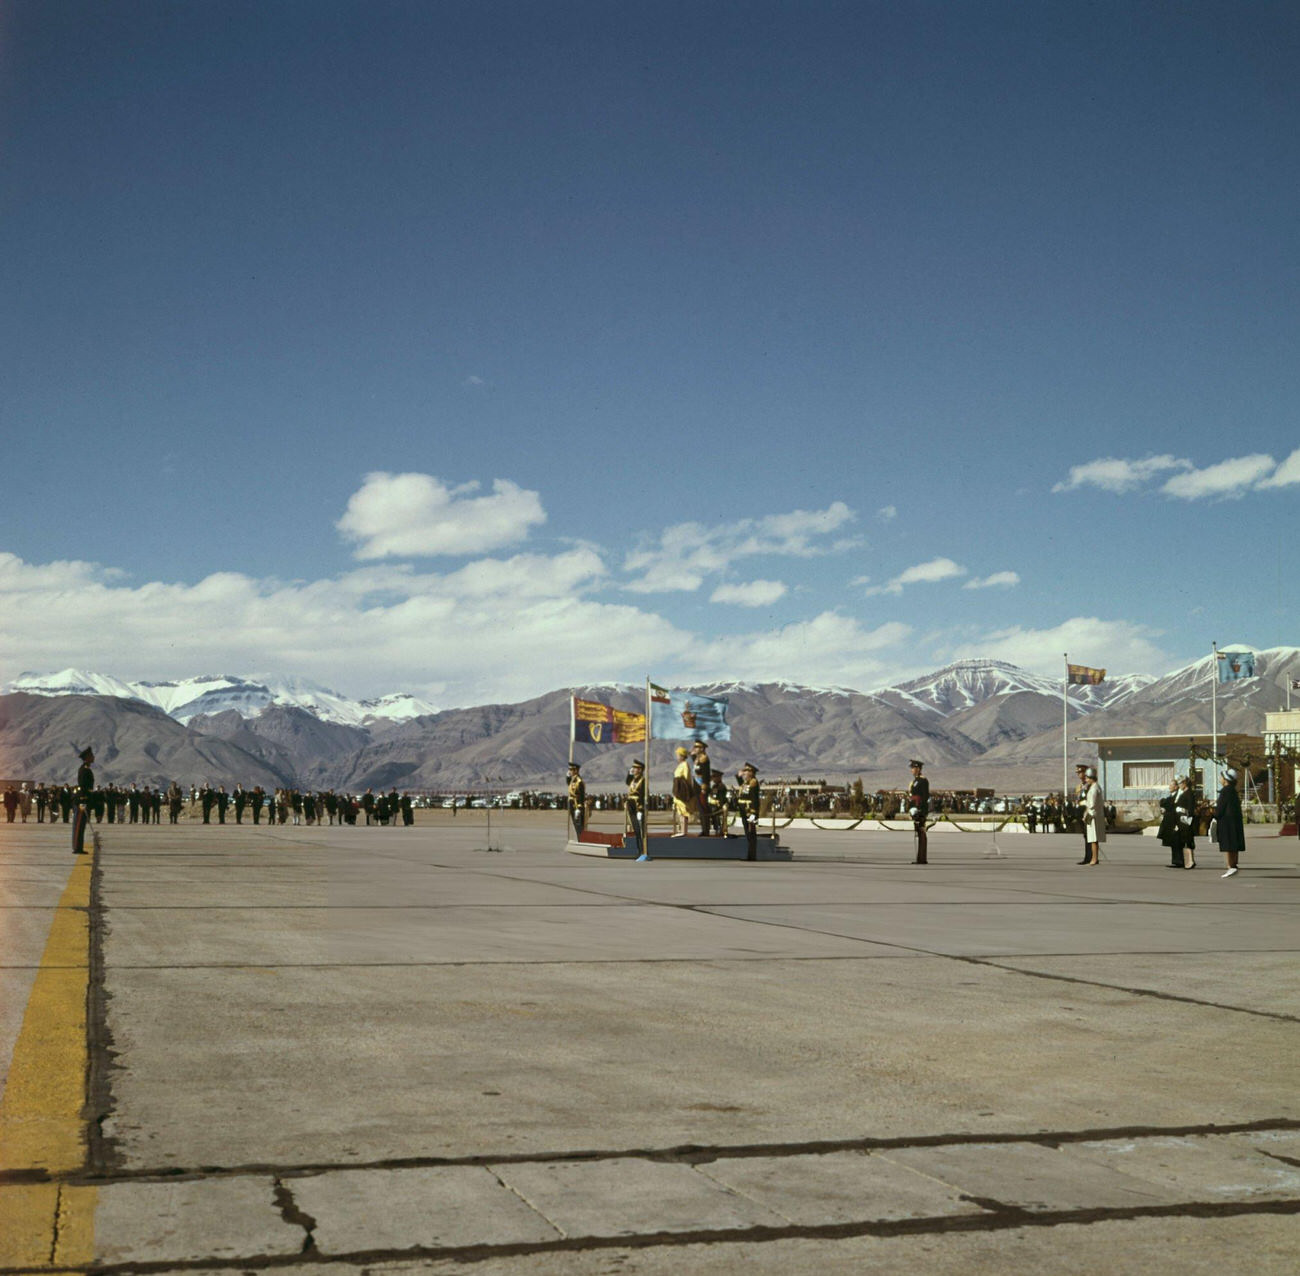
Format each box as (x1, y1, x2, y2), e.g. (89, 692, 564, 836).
(2, 1, 1297, 705)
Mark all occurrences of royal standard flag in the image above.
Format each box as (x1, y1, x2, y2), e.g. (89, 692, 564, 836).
(649, 684, 731, 741)
(572, 697, 646, 744)
(1217, 650, 1256, 683)
(1067, 663, 1106, 686)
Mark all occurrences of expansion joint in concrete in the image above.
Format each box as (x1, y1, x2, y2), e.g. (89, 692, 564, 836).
(84, 842, 123, 1175)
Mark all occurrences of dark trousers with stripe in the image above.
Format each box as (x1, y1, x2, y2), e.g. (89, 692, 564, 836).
(72, 802, 90, 854)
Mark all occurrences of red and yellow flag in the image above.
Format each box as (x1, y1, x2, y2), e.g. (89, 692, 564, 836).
(1067, 663, 1106, 685)
(572, 697, 646, 744)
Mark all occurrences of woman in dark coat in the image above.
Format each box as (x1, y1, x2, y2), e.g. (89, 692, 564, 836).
(1174, 775, 1197, 869)
(1156, 780, 1181, 867)
(1214, 768, 1245, 878)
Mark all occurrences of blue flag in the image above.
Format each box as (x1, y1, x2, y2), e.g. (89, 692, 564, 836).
(649, 684, 731, 741)
(1217, 650, 1256, 682)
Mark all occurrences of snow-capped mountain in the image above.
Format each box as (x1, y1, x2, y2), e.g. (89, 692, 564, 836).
(1125, 646, 1300, 705)
(3, 650, 1294, 791)
(4, 669, 439, 727)
(874, 659, 1153, 716)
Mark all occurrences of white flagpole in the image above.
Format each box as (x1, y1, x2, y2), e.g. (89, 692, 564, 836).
(1211, 642, 1219, 790)
(1062, 653, 1069, 800)
(569, 694, 575, 769)
(643, 677, 652, 857)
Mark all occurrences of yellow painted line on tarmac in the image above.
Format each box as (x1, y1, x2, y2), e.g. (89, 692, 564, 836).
(0, 855, 97, 1267)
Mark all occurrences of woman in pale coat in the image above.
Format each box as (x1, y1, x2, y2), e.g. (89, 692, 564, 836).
(1081, 767, 1106, 866)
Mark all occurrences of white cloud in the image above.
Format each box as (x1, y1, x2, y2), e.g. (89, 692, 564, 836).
(689, 613, 913, 688)
(963, 571, 1020, 590)
(1053, 455, 1191, 494)
(1256, 446, 1300, 490)
(0, 550, 680, 706)
(875, 505, 897, 522)
(1056, 450, 1300, 500)
(623, 502, 855, 594)
(1161, 454, 1277, 501)
(336, 473, 546, 559)
(867, 557, 966, 595)
(0, 546, 930, 708)
(941, 617, 1170, 678)
(710, 580, 788, 607)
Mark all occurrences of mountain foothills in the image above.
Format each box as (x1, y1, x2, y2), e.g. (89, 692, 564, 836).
(2, 651, 1296, 794)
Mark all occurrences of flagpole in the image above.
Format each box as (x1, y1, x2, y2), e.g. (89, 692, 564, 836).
(644, 677, 652, 851)
(1063, 653, 1069, 800)
(1211, 641, 1218, 791)
(568, 694, 575, 769)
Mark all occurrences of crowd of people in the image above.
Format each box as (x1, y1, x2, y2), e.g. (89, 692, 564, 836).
(4, 749, 1286, 883)
(2, 780, 417, 827)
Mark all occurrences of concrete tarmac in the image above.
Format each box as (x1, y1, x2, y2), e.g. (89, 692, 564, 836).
(1, 814, 1298, 1273)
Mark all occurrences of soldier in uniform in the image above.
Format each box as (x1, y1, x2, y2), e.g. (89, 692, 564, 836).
(625, 758, 647, 858)
(908, 759, 930, 864)
(691, 741, 712, 835)
(72, 746, 95, 854)
(567, 763, 586, 838)
(735, 763, 762, 861)
(708, 772, 730, 836)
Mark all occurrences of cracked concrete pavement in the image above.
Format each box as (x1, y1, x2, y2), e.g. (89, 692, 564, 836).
(1, 813, 1297, 1272)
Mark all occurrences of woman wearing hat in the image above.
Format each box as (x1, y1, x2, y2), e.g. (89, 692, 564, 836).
(671, 747, 694, 836)
(1173, 775, 1197, 869)
(1156, 779, 1181, 867)
(1080, 767, 1105, 866)
(1214, 767, 1245, 878)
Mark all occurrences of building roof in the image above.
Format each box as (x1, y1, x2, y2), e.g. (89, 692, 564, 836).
(1079, 732, 1263, 750)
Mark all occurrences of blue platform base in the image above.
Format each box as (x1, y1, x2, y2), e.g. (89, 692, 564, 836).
(567, 832, 789, 861)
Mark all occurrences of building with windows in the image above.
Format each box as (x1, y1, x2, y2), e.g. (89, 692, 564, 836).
(1079, 732, 1266, 812)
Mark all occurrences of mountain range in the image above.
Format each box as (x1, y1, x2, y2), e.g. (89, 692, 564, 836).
(2, 649, 1295, 794)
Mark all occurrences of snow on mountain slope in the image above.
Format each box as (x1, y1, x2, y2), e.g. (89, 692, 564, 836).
(873, 659, 1151, 715)
(8, 668, 146, 702)
(4, 669, 439, 726)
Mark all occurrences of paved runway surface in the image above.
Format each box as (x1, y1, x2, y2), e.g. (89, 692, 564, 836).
(2, 814, 1298, 1273)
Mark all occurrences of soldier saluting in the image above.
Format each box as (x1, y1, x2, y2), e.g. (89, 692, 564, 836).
(625, 758, 647, 859)
(735, 763, 762, 861)
(908, 759, 930, 864)
(567, 762, 586, 838)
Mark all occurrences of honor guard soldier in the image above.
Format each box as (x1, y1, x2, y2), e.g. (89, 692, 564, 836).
(708, 773, 730, 837)
(72, 746, 95, 855)
(625, 759, 648, 859)
(735, 763, 762, 861)
(908, 759, 930, 864)
(567, 763, 586, 837)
